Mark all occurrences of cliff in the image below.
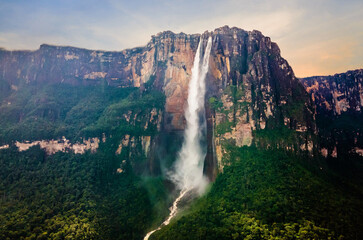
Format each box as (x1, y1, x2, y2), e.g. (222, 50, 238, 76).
(1, 26, 363, 240)
(301, 69, 363, 116)
(0, 26, 317, 172)
(204, 27, 316, 170)
(0, 31, 200, 131)
(301, 69, 363, 158)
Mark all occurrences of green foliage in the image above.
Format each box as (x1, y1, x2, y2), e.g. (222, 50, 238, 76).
(0, 141, 169, 239)
(1, 77, 362, 240)
(83, 90, 165, 137)
(0, 146, 99, 239)
(152, 146, 363, 239)
(144, 74, 157, 90)
(208, 97, 223, 110)
(0, 82, 169, 239)
(254, 126, 298, 148)
(211, 85, 247, 136)
(152, 211, 333, 240)
(215, 121, 234, 135)
(285, 100, 305, 121)
(141, 177, 173, 230)
(223, 86, 244, 105)
(0, 83, 164, 142)
(283, 84, 309, 122)
(209, 86, 245, 114)
(230, 86, 244, 103)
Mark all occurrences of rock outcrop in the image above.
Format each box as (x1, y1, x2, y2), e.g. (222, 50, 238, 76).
(203, 27, 317, 170)
(0, 32, 200, 131)
(0, 26, 319, 172)
(301, 69, 363, 116)
(301, 69, 363, 158)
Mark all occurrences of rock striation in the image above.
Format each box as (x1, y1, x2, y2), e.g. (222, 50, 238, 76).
(301, 69, 363, 116)
(0, 26, 319, 172)
(301, 69, 363, 158)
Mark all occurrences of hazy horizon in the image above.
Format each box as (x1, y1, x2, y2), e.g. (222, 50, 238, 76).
(1, 0, 362, 77)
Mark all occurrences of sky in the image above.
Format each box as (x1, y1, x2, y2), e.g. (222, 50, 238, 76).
(0, 0, 362, 77)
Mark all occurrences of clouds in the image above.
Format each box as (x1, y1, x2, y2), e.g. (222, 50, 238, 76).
(0, 0, 362, 76)
(277, 0, 363, 76)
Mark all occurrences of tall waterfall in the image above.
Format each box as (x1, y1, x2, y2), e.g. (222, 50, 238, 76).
(144, 36, 212, 240)
(171, 35, 212, 194)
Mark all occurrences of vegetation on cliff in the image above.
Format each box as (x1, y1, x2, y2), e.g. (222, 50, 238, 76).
(0, 82, 169, 239)
(0, 82, 164, 143)
(152, 146, 363, 240)
(0, 143, 170, 240)
(0, 27, 362, 240)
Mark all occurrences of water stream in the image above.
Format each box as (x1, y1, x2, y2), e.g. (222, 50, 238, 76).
(144, 35, 212, 240)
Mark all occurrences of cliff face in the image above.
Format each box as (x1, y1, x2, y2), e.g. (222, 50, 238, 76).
(301, 69, 363, 116)
(204, 27, 316, 170)
(0, 32, 200, 131)
(301, 70, 363, 158)
(0, 26, 317, 172)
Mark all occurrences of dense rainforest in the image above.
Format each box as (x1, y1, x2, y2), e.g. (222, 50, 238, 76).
(151, 146, 363, 239)
(0, 27, 362, 239)
(1, 82, 362, 240)
(0, 83, 171, 240)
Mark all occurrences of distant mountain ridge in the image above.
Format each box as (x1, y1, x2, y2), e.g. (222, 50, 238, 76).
(301, 69, 363, 115)
(1, 26, 362, 162)
(301, 69, 363, 158)
(0, 26, 317, 170)
(0, 26, 362, 240)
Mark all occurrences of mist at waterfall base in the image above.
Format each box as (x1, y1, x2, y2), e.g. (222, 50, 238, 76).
(168, 36, 213, 195)
(143, 37, 212, 240)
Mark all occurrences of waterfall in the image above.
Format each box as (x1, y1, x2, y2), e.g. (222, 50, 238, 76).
(171, 35, 212, 194)
(144, 36, 212, 240)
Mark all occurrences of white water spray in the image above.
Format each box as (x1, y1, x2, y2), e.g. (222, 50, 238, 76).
(144, 36, 212, 240)
(171, 36, 212, 194)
